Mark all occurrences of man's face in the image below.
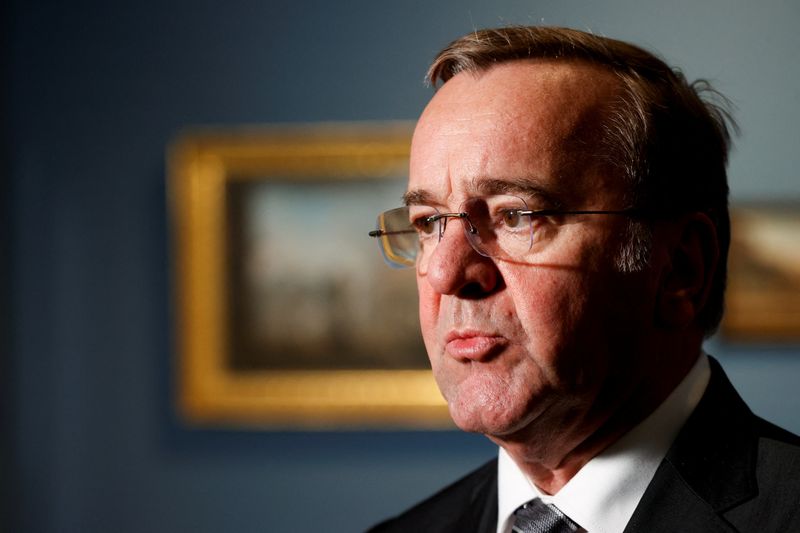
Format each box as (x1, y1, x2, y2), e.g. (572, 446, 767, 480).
(409, 60, 657, 444)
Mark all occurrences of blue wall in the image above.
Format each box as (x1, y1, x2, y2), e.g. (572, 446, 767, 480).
(6, 1, 799, 531)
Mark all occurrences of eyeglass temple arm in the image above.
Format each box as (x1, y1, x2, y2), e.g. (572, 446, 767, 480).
(370, 212, 476, 238)
(368, 229, 417, 238)
(519, 208, 654, 218)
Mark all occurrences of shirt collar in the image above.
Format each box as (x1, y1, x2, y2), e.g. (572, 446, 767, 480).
(497, 354, 710, 533)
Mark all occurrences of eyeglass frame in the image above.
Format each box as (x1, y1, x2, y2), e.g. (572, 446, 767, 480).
(368, 203, 656, 269)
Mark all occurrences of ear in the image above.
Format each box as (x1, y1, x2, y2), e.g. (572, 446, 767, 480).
(655, 213, 719, 330)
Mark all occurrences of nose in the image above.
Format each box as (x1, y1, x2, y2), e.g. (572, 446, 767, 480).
(422, 216, 501, 298)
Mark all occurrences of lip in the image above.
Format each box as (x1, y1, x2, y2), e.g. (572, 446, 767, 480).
(444, 329, 506, 362)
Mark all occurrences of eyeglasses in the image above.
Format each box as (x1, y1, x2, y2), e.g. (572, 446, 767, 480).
(368, 194, 645, 271)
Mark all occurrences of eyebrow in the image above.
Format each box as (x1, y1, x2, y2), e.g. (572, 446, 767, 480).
(402, 189, 434, 206)
(404, 177, 564, 208)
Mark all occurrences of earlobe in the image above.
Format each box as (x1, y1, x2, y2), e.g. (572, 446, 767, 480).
(655, 213, 719, 330)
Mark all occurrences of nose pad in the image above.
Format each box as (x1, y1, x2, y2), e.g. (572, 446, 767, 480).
(461, 217, 479, 237)
(457, 215, 495, 261)
(423, 213, 500, 296)
(436, 212, 472, 238)
(422, 215, 471, 269)
(420, 213, 477, 274)
(438, 213, 479, 252)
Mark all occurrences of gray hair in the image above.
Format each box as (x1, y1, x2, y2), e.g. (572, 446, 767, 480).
(427, 26, 736, 335)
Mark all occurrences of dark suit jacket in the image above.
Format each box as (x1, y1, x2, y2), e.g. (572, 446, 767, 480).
(369, 358, 800, 532)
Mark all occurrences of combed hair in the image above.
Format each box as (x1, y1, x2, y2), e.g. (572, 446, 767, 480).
(427, 26, 736, 335)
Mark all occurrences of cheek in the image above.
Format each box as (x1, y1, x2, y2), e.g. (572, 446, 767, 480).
(509, 268, 587, 340)
(503, 266, 600, 386)
(505, 226, 619, 344)
(416, 274, 440, 345)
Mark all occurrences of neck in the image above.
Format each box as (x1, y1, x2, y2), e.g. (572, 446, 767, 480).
(494, 342, 701, 494)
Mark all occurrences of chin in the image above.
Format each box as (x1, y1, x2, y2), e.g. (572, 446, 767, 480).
(436, 365, 543, 436)
(447, 394, 531, 437)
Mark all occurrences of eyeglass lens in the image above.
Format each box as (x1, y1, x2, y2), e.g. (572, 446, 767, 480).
(374, 195, 534, 271)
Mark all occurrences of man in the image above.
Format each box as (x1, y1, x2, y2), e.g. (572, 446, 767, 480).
(367, 26, 800, 532)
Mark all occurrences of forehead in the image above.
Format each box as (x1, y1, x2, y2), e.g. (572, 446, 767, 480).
(408, 59, 623, 206)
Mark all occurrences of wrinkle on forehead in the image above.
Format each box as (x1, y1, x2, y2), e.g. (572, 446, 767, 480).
(408, 59, 625, 209)
(404, 176, 565, 210)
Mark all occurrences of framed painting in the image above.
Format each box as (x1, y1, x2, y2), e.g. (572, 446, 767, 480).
(169, 122, 451, 428)
(721, 203, 800, 341)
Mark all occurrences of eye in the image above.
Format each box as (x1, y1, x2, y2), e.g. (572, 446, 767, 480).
(412, 215, 437, 235)
(501, 209, 524, 228)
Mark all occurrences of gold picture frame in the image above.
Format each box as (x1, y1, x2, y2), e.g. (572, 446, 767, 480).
(722, 203, 800, 341)
(169, 122, 451, 429)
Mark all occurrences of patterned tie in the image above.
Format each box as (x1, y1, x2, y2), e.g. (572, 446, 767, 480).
(511, 498, 582, 533)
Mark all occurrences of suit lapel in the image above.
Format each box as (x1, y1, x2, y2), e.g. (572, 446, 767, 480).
(624, 357, 758, 532)
(451, 462, 498, 533)
(624, 460, 737, 532)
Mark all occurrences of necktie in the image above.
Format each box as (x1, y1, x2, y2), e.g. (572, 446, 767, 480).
(511, 498, 582, 533)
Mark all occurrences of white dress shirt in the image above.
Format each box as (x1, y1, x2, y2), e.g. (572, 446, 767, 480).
(497, 354, 710, 533)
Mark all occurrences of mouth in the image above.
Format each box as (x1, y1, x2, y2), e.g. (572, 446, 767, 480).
(444, 329, 506, 362)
